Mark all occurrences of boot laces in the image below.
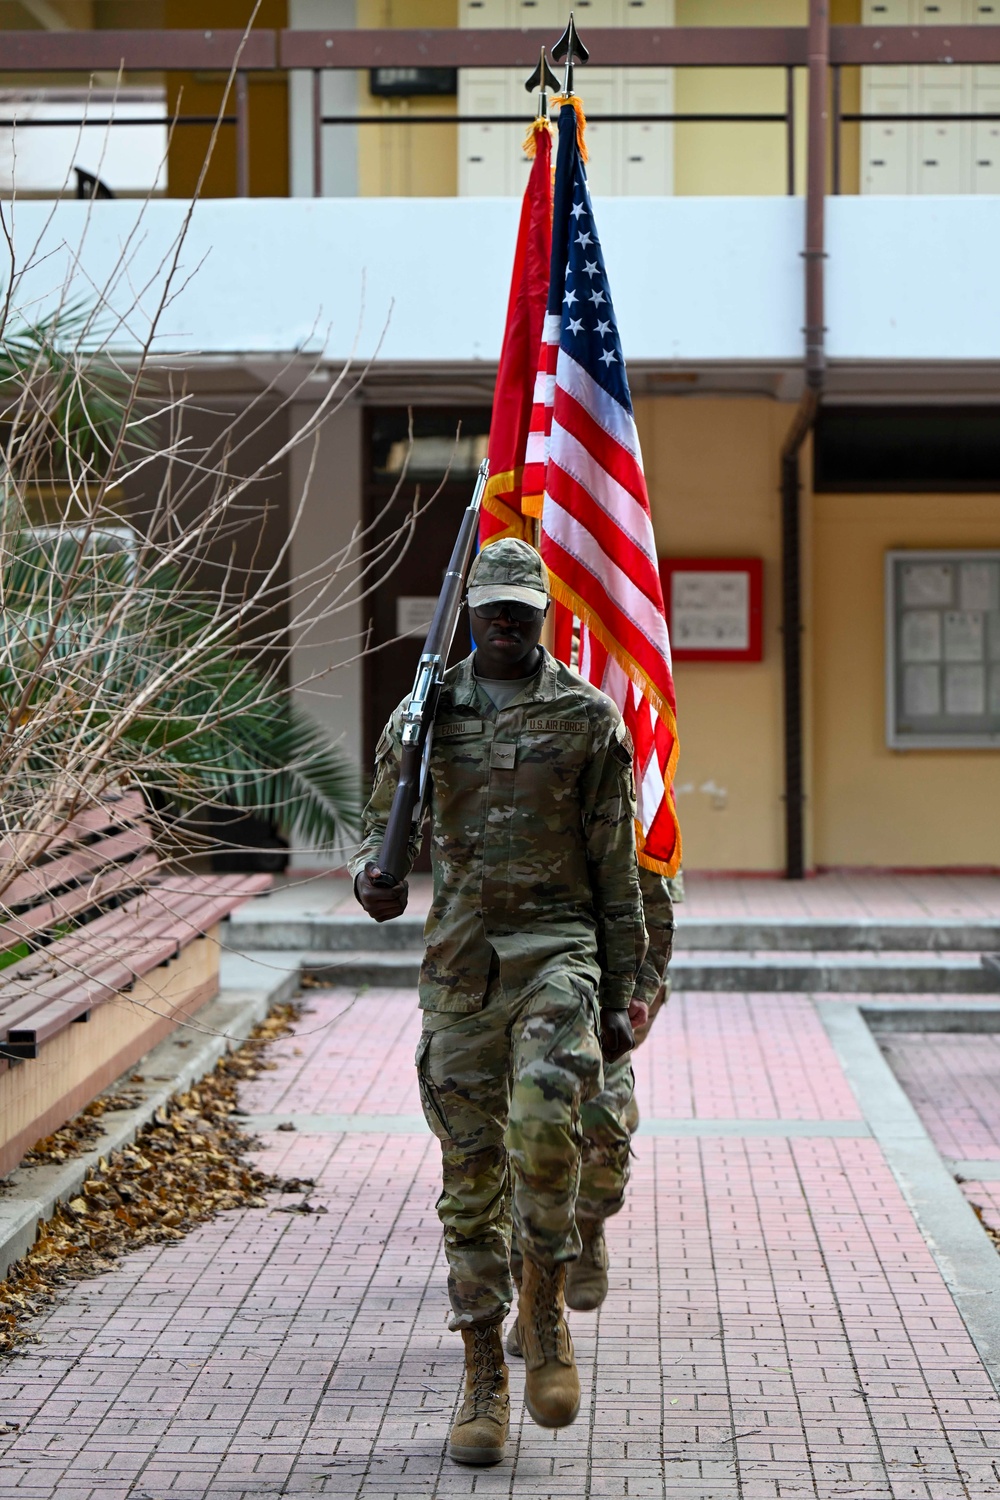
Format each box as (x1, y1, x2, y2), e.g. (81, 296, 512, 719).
(470, 1327, 502, 1415)
(531, 1263, 562, 1358)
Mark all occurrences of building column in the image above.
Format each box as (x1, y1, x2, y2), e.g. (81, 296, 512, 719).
(288, 397, 364, 870)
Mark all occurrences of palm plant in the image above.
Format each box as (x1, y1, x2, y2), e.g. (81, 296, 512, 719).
(0, 296, 368, 894)
(0, 528, 360, 860)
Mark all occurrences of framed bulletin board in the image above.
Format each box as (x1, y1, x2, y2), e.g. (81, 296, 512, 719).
(886, 550, 1000, 749)
(659, 558, 764, 663)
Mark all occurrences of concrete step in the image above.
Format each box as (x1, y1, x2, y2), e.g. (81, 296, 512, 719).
(295, 949, 999, 994)
(228, 909, 1000, 955)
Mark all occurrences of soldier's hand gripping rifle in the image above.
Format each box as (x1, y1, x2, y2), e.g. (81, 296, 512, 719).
(372, 459, 488, 886)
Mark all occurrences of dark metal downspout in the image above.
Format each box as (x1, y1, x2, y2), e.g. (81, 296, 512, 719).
(780, 0, 828, 879)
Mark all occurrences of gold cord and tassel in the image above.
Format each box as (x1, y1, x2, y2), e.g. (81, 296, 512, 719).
(550, 94, 588, 162)
(523, 116, 552, 158)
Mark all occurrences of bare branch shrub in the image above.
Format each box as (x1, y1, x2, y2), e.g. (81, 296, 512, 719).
(0, 139, 433, 927)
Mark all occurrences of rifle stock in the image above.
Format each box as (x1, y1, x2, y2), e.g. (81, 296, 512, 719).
(373, 459, 488, 885)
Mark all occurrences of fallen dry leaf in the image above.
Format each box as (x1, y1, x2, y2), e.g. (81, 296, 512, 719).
(0, 1002, 303, 1356)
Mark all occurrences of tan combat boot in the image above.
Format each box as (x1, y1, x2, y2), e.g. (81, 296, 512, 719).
(518, 1255, 580, 1428)
(448, 1323, 510, 1466)
(565, 1217, 609, 1311)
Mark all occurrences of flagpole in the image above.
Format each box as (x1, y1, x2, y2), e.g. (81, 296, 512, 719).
(523, 45, 560, 649)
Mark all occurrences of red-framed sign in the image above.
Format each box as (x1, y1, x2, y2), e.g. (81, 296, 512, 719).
(659, 557, 764, 662)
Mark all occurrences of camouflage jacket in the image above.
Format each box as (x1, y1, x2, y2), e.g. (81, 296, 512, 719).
(633, 865, 675, 1007)
(350, 650, 646, 1014)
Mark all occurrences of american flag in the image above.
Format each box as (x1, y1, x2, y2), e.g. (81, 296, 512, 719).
(524, 102, 681, 876)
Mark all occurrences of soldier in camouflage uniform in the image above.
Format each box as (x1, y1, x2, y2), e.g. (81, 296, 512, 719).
(507, 862, 675, 1330)
(352, 538, 645, 1466)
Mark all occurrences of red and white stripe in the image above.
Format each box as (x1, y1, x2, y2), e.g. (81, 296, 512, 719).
(532, 337, 681, 875)
(521, 313, 561, 517)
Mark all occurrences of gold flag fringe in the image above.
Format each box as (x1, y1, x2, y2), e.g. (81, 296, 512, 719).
(522, 116, 553, 158)
(551, 93, 588, 162)
(482, 468, 534, 542)
(637, 828, 682, 878)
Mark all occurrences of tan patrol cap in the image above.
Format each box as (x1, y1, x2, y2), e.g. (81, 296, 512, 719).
(467, 537, 550, 612)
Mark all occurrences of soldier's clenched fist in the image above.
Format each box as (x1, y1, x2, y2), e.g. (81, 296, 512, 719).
(599, 1007, 635, 1064)
(356, 861, 409, 922)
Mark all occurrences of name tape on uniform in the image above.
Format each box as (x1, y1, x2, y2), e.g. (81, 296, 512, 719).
(436, 720, 484, 738)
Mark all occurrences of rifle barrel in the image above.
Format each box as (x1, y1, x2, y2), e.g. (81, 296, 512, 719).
(373, 459, 488, 885)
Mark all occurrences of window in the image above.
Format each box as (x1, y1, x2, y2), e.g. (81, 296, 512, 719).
(814, 406, 1000, 491)
(886, 549, 1000, 748)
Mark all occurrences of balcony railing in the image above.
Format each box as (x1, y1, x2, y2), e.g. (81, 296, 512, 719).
(3, 25, 1000, 198)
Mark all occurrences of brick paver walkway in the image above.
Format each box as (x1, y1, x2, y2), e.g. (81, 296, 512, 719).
(3, 978, 1000, 1498)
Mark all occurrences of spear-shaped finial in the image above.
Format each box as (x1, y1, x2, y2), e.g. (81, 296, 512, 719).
(551, 12, 589, 97)
(525, 44, 560, 120)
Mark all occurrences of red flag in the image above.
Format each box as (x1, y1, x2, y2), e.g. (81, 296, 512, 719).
(481, 122, 553, 545)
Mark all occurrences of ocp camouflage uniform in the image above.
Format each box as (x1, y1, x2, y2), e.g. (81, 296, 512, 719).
(350, 649, 646, 1329)
(575, 863, 675, 1222)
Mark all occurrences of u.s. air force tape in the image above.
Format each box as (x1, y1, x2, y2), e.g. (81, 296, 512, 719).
(523, 718, 588, 733)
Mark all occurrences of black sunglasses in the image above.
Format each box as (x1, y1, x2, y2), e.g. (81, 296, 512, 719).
(470, 600, 545, 624)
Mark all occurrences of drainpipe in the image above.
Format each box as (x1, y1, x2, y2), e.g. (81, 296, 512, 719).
(779, 0, 828, 880)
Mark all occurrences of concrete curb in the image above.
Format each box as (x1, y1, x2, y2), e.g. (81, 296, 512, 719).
(0, 952, 302, 1282)
(863, 1000, 1000, 1032)
(292, 949, 998, 995)
(229, 910, 1000, 954)
(820, 1000, 1000, 1394)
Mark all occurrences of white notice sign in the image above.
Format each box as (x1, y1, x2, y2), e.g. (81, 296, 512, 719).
(671, 571, 749, 651)
(902, 562, 953, 607)
(903, 664, 941, 718)
(943, 611, 984, 662)
(945, 664, 986, 716)
(900, 611, 941, 663)
(960, 562, 999, 613)
(396, 596, 437, 639)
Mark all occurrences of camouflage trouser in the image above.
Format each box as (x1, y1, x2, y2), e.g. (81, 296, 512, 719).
(576, 1051, 634, 1222)
(415, 966, 604, 1330)
(573, 974, 674, 1226)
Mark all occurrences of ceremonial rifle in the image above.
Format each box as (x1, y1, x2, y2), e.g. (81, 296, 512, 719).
(373, 459, 488, 885)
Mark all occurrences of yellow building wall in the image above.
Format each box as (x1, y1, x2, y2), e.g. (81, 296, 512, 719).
(830, 0, 861, 196)
(636, 395, 792, 872)
(674, 0, 860, 197)
(357, 0, 458, 197)
(811, 492, 1000, 870)
(675, 0, 806, 197)
(164, 0, 289, 199)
